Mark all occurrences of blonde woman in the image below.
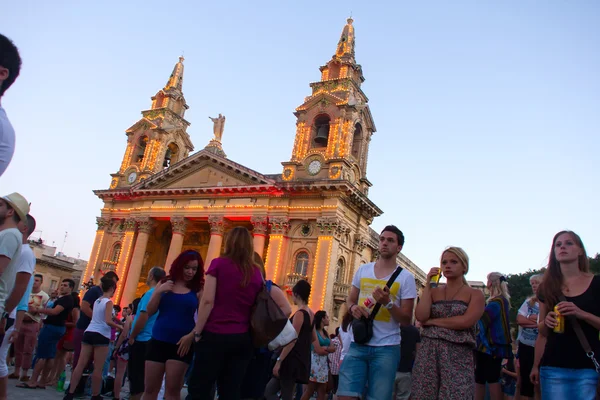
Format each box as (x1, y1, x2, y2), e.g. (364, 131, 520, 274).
(516, 274, 542, 400)
(475, 272, 513, 400)
(412, 247, 485, 399)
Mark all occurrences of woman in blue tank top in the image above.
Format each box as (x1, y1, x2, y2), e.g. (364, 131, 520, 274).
(143, 250, 204, 400)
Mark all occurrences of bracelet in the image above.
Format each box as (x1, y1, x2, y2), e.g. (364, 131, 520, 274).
(349, 304, 356, 313)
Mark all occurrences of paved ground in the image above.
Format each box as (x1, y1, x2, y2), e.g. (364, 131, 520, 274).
(7, 381, 65, 400)
(5, 366, 190, 400)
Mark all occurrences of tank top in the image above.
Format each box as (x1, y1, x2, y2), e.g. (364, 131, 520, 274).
(279, 309, 312, 384)
(86, 297, 111, 339)
(541, 275, 600, 370)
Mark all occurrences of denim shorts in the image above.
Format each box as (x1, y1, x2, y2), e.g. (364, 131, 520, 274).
(540, 366, 599, 400)
(37, 324, 66, 359)
(337, 342, 400, 399)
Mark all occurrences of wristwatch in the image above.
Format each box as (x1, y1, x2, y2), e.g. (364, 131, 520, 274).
(385, 301, 394, 310)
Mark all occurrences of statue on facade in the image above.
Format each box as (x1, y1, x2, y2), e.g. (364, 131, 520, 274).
(209, 114, 226, 143)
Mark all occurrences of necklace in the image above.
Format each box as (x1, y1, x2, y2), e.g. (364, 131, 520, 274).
(444, 284, 465, 301)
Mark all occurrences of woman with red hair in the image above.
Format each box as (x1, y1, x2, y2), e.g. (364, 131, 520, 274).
(143, 250, 204, 400)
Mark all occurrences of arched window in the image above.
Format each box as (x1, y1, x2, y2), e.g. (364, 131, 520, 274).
(351, 123, 363, 159)
(335, 258, 345, 282)
(294, 251, 309, 276)
(313, 115, 331, 148)
(135, 136, 148, 163)
(110, 243, 122, 262)
(163, 142, 179, 168)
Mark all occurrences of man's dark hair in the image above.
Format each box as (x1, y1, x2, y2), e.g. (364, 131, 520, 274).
(381, 225, 405, 247)
(34, 273, 43, 281)
(63, 279, 75, 289)
(149, 266, 166, 284)
(103, 271, 119, 282)
(113, 304, 121, 312)
(26, 214, 36, 237)
(0, 34, 22, 97)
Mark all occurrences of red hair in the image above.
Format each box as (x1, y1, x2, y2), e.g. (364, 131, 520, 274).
(164, 250, 204, 293)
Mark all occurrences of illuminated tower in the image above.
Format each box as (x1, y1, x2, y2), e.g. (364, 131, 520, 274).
(111, 57, 194, 189)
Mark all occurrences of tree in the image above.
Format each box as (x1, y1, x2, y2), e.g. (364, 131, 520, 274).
(507, 270, 544, 325)
(589, 253, 600, 274)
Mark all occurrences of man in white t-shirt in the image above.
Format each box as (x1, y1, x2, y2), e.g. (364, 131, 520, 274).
(338, 225, 417, 400)
(0, 214, 36, 398)
(0, 35, 22, 177)
(0, 193, 30, 320)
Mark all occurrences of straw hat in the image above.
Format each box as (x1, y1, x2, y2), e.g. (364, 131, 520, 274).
(1, 192, 30, 222)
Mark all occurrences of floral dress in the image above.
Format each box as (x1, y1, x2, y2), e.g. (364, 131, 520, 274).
(411, 301, 477, 399)
(309, 331, 330, 383)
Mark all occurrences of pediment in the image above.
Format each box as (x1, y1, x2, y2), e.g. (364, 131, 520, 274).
(296, 92, 345, 112)
(134, 150, 275, 191)
(125, 118, 158, 134)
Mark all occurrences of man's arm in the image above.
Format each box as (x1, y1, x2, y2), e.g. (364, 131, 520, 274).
(40, 305, 64, 316)
(4, 272, 31, 314)
(347, 286, 369, 319)
(80, 300, 93, 319)
(0, 256, 10, 277)
(0, 232, 20, 276)
(129, 312, 148, 343)
(390, 298, 415, 326)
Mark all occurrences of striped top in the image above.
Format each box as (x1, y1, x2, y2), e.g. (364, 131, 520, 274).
(477, 296, 513, 359)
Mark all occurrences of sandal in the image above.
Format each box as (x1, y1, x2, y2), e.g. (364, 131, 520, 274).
(7, 373, 19, 379)
(16, 382, 37, 389)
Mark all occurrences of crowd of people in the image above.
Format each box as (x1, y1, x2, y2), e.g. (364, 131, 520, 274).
(0, 185, 599, 400)
(1, 34, 599, 400)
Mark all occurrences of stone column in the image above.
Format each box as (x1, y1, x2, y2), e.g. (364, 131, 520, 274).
(114, 218, 137, 303)
(164, 217, 188, 274)
(80, 217, 110, 294)
(120, 217, 154, 307)
(264, 217, 290, 284)
(204, 215, 226, 269)
(251, 216, 269, 259)
(309, 217, 347, 311)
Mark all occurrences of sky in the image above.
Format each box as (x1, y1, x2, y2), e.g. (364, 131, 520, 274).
(1, 1, 599, 282)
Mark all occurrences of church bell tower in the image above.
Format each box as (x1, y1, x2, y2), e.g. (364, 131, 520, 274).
(281, 18, 376, 196)
(110, 57, 195, 189)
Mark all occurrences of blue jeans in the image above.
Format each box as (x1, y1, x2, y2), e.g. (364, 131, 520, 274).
(103, 341, 115, 377)
(337, 342, 400, 399)
(540, 366, 599, 400)
(36, 324, 66, 359)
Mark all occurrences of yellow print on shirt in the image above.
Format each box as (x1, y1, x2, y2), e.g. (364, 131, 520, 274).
(358, 278, 401, 322)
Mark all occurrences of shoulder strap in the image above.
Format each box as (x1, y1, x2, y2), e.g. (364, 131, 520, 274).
(266, 280, 273, 293)
(369, 266, 403, 321)
(558, 295, 600, 372)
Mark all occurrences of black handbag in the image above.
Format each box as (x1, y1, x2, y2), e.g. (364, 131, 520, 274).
(352, 266, 403, 344)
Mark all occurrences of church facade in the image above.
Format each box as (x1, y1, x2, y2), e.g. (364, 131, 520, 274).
(81, 19, 426, 317)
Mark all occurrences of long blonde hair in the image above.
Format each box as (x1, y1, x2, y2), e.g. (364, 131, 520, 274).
(441, 247, 470, 286)
(488, 272, 511, 308)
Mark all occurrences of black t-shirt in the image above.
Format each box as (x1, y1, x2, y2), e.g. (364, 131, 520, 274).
(541, 275, 600, 370)
(398, 325, 421, 373)
(76, 285, 103, 330)
(45, 294, 75, 327)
